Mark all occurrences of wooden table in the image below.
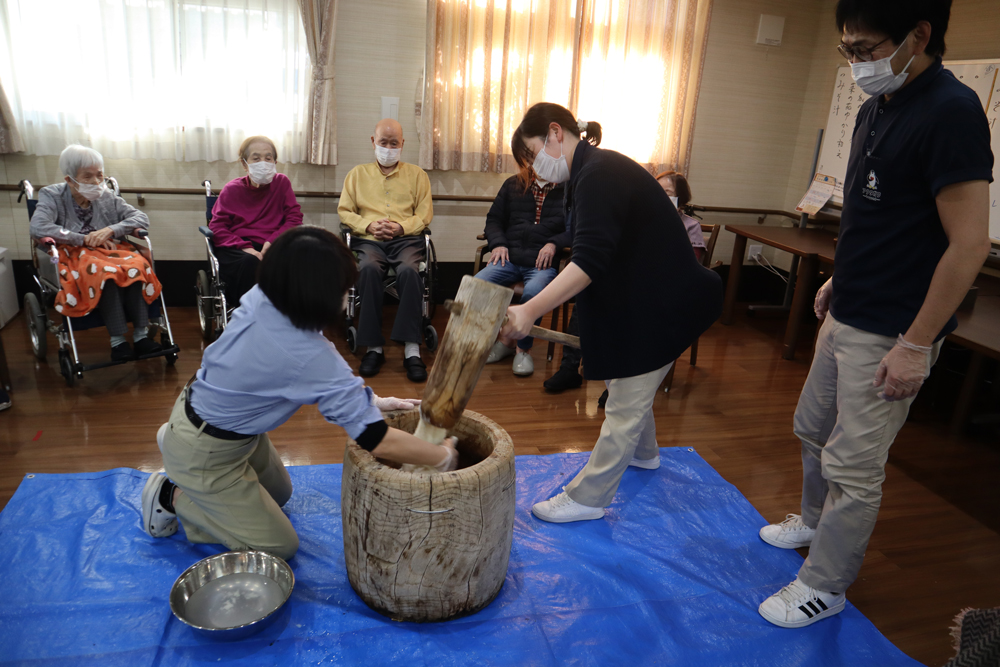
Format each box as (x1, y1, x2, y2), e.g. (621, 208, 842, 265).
(947, 277, 1000, 433)
(721, 225, 838, 360)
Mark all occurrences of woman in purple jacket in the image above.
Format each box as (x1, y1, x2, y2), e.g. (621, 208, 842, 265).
(209, 135, 303, 306)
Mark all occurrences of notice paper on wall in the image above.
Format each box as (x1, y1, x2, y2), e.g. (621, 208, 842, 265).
(795, 173, 837, 215)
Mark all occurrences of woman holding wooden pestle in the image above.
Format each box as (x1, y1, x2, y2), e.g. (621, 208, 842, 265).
(140, 226, 457, 560)
(500, 102, 723, 523)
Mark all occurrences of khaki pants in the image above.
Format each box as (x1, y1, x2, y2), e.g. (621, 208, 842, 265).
(157, 388, 299, 560)
(565, 361, 673, 508)
(794, 315, 940, 592)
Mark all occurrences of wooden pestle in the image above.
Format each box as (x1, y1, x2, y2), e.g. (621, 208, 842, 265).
(444, 299, 582, 349)
(413, 276, 515, 445)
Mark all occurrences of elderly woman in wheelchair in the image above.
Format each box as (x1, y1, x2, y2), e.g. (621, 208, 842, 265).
(29, 145, 163, 362)
(207, 135, 303, 309)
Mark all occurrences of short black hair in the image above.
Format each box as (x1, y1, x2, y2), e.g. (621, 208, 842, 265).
(836, 0, 951, 58)
(257, 226, 358, 331)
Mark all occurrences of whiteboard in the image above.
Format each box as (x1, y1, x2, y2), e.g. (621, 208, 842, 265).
(817, 59, 1000, 243)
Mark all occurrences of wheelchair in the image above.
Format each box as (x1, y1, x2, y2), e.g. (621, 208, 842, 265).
(193, 180, 232, 340)
(340, 224, 439, 354)
(18, 179, 179, 387)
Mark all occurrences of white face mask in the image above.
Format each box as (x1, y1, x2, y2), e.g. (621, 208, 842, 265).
(532, 135, 570, 184)
(669, 196, 679, 208)
(71, 177, 106, 201)
(374, 145, 402, 167)
(849, 36, 915, 97)
(246, 160, 276, 185)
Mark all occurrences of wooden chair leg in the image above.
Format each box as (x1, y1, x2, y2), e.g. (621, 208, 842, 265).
(546, 305, 559, 361)
(689, 337, 699, 367)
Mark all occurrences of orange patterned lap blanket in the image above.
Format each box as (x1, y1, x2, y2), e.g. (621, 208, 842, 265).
(53, 243, 162, 318)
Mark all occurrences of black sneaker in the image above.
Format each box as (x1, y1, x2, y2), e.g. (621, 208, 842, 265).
(543, 367, 583, 393)
(598, 389, 608, 409)
(133, 337, 163, 357)
(359, 351, 385, 377)
(111, 341, 134, 362)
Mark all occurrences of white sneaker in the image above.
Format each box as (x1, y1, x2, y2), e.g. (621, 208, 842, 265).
(512, 350, 534, 376)
(486, 340, 516, 364)
(531, 489, 604, 523)
(629, 455, 660, 470)
(141, 472, 178, 538)
(759, 514, 816, 549)
(758, 577, 846, 628)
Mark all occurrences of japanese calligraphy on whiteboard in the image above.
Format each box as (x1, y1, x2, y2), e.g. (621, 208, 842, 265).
(816, 67, 869, 202)
(818, 60, 1000, 211)
(986, 75, 1000, 244)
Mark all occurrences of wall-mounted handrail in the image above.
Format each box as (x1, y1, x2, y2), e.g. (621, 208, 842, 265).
(0, 183, 497, 203)
(689, 205, 839, 224)
(0, 183, 838, 215)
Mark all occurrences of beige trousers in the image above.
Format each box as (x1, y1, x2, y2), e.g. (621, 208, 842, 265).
(157, 388, 299, 560)
(565, 361, 673, 508)
(794, 315, 940, 592)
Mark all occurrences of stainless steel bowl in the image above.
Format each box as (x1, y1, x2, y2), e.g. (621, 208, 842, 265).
(170, 550, 294, 640)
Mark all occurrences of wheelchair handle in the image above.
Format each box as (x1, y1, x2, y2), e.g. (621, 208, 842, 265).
(18, 179, 34, 202)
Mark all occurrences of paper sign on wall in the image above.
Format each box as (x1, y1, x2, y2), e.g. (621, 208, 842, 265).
(796, 174, 836, 215)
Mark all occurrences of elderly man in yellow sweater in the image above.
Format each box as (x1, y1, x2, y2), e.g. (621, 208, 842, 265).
(338, 118, 433, 382)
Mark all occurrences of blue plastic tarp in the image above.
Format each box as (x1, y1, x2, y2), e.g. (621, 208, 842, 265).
(0, 448, 922, 666)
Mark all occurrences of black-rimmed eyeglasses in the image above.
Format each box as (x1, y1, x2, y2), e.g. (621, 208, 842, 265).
(837, 36, 892, 62)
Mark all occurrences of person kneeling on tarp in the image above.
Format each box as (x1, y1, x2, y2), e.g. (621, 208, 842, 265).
(139, 226, 457, 559)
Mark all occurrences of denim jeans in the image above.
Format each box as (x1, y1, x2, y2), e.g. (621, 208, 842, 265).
(475, 261, 557, 350)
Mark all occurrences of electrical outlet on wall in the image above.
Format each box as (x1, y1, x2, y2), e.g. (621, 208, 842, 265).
(748, 244, 763, 260)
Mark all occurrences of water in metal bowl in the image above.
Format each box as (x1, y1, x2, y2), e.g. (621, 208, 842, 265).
(170, 550, 294, 639)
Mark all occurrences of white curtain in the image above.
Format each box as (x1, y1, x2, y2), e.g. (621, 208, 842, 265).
(298, 0, 338, 165)
(419, 0, 714, 175)
(0, 0, 312, 163)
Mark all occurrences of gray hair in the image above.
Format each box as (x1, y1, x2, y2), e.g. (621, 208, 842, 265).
(59, 145, 104, 179)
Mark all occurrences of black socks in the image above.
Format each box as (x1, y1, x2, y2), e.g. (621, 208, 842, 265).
(158, 478, 177, 514)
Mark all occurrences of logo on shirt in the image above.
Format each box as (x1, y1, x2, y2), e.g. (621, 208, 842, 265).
(862, 170, 881, 201)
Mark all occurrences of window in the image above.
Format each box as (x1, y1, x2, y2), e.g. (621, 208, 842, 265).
(0, 0, 311, 162)
(417, 0, 713, 175)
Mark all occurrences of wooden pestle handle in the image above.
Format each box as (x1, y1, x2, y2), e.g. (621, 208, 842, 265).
(444, 299, 581, 349)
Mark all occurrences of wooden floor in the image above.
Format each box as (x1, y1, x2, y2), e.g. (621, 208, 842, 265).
(2, 305, 998, 667)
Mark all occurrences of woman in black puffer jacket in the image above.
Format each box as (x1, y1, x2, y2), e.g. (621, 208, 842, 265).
(476, 170, 570, 377)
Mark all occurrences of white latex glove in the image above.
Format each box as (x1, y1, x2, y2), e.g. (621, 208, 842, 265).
(434, 437, 460, 472)
(873, 335, 933, 402)
(372, 394, 421, 411)
(814, 277, 832, 321)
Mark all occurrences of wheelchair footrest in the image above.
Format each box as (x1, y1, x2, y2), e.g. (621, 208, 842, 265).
(77, 345, 180, 373)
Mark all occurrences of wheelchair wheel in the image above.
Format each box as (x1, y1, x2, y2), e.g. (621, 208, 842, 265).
(161, 332, 178, 365)
(195, 270, 214, 340)
(58, 349, 76, 387)
(424, 324, 439, 352)
(24, 292, 47, 360)
(346, 326, 357, 354)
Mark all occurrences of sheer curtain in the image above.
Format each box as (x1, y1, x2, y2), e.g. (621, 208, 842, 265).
(298, 0, 338, 165)
(0, 0, 311, 163)
(418, 0, 714, 175)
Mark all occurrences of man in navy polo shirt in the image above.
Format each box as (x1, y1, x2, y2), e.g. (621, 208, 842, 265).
(757, 0, 993, 628)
